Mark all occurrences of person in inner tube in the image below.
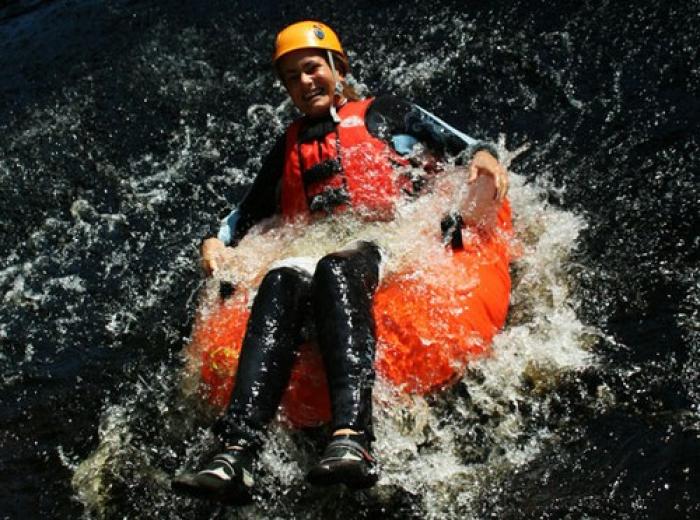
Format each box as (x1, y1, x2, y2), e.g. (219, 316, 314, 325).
(172, 20, 508, 503)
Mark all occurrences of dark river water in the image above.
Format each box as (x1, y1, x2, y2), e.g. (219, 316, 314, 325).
(1, 0, 698, 518)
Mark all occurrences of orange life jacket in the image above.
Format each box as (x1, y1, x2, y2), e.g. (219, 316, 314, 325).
(280, 98, 408, 219)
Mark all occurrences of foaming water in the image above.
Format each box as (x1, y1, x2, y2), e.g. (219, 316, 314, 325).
(364, 158, 597, 518)
(202, 167, 498, 292)
(72, 138, 599, 518)
(3, 0, 697, 517)
(64, 12, 599, 515)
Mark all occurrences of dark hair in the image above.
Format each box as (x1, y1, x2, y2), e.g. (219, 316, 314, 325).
(328, 53, 361, 101)
(341, 81, 361, 101)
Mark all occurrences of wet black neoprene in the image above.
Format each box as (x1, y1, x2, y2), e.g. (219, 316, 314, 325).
(214, 241, 382, 450)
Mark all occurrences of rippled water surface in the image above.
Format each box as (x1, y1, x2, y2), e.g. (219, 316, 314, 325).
(1, 0, 697, 518)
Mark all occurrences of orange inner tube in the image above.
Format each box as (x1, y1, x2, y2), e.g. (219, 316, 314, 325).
(188, 201, 512, 428)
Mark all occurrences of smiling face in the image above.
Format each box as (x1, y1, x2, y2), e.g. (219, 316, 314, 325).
(278, 48, 345, 119)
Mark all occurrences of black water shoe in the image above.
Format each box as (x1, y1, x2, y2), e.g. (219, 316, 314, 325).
(171, 448, 255, 504)
(307, 434, 379, 489)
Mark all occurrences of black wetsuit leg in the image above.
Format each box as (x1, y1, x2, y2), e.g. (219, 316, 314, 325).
(214, 266, 311, 451)
(311, 241, 382, 440)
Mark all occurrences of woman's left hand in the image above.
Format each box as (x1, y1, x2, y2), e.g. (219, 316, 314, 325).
(468, 150, 509, 201)
(201, 237, 231, 276)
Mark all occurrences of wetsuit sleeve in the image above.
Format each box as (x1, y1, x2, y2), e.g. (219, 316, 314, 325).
(365, 95, 499, 162)
(216, 135, 286, 246)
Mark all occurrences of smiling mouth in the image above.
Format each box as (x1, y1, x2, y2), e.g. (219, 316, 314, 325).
(303, 88, 325, 101)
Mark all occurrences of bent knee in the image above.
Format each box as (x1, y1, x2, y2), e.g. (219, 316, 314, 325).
(314, 253, 351, 284)
(260, 266, 311, 291)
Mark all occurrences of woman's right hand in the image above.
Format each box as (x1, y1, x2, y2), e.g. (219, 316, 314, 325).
(200, 237, 228, 276)
(467, 150, 508, 201)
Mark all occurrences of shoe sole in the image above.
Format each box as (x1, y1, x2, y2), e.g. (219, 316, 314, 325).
(171, 477, 253, 505)
(307, 460, 378, 490)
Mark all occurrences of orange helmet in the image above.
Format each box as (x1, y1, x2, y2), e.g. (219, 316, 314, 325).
(273, 21, 348, 70)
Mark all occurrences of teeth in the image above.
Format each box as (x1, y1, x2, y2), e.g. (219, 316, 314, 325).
(305, 88, 324, 100)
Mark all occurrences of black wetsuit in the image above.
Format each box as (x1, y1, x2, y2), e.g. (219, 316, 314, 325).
(214, 241, 382, 449)
(212, 96, 496, 451)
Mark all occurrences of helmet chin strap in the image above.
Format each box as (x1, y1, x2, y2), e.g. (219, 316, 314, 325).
(327, 50, 343, 123)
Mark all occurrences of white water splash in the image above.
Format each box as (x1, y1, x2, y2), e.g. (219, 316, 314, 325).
(72, 135, 600, 517)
